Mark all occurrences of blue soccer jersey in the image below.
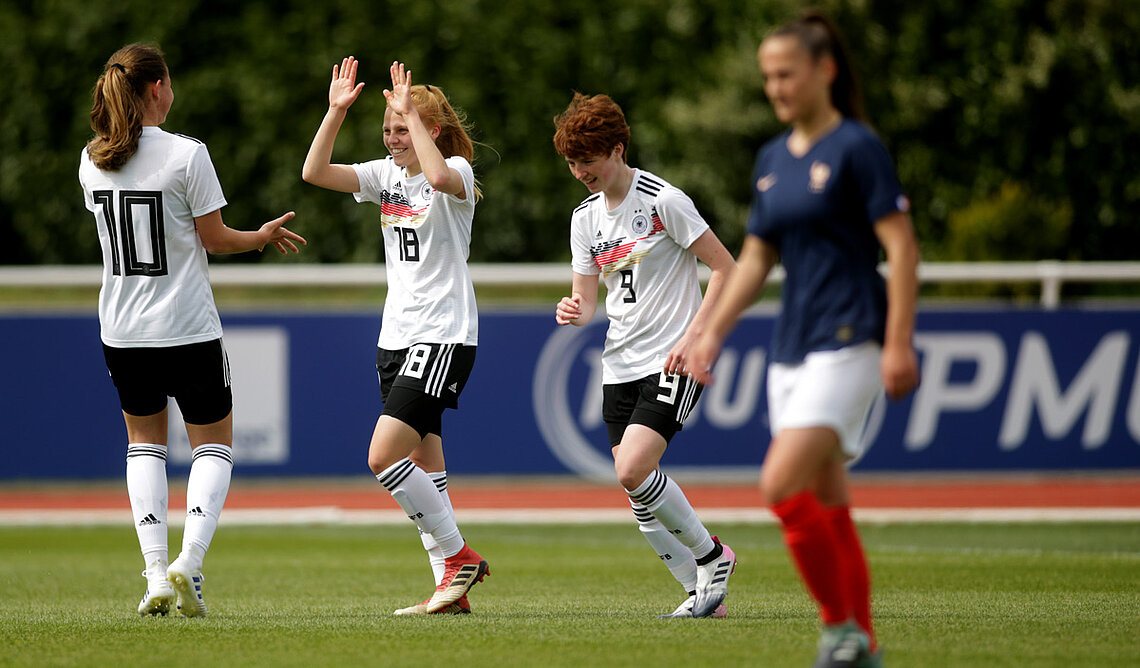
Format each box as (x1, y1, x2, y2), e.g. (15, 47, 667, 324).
(746, 119, 909, 364)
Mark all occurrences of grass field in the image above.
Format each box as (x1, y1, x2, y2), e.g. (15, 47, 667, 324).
(2, 522, 1138, 667)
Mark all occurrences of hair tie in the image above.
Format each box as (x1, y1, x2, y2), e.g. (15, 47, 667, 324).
(425, 84, 434, 92)
(111, 63, 126, 73)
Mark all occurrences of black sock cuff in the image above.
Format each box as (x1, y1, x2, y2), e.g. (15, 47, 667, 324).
(695, 541, 724, 566)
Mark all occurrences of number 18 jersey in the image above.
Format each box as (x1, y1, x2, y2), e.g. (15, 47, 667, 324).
(570, 169, 709, 384)
(79, 126, 227, 348)
(353, 155, 479, 349)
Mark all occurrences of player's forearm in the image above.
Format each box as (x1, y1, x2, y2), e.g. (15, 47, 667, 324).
(302, 107, 348, 185)
(883, 240, 919, 350)
(403, 109, 453, 191)
(200, 227, 270, 255)
(703, 238, 772, 343)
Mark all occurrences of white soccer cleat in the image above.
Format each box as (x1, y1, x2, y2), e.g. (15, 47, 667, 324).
(691, 537, 736, 618)
(167, 556, 208, 618)
(425, 544, 489, 614)
(137, 562, 176, 616)
(394, 591, 471, 615)
(658, 593, 727, 619)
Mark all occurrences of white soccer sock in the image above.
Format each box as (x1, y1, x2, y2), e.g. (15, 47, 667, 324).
(418, 471, 453, 585)
(377, 459, 464, 558)
(126, 443, 169, 567)
(630, 500, 698, 592)
(627, 470, 716, 560)
(180, 443, 233, 568)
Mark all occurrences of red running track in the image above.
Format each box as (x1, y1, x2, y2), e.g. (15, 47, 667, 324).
(1, 476, 1138, 511)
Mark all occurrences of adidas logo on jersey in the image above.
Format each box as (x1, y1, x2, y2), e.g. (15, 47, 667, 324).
(187, 506, 207, 518)
(595, 230, 603, 239)
(138, 513, 161, 526)
(448, 382, 458, 393)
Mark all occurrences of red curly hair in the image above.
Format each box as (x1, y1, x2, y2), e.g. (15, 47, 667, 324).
(552, 92, 630, 161)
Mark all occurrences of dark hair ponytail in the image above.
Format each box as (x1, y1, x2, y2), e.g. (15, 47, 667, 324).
(87, 43, 169, 171)
(773, 9, 864, 121)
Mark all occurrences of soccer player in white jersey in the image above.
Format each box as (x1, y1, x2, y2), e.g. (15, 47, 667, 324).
(303, 58, 487, 615)
(78, 43, 305, 617)
(689, 11, 920, 667)
(552, 93, 739, 618)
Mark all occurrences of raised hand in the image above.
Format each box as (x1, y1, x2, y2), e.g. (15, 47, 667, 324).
(329, 56, 365, 110)
(383, 61, 414, 117)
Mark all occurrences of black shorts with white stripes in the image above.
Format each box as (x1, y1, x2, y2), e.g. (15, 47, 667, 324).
(602, 372, 703, 447)
(102, 339, 232, 425)
(376, 343, 477, 438)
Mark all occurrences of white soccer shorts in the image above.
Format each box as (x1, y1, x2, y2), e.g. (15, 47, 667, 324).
(766, 341, 883, 458)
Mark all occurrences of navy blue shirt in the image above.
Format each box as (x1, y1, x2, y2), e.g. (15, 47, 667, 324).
(747, 119, 908, 364)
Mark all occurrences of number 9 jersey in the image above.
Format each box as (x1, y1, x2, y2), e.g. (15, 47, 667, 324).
(79, 126, 227, 348)
(570, 169, 709, 384)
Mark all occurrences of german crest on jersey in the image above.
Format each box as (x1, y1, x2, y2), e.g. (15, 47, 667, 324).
(631, 213, 649, 235)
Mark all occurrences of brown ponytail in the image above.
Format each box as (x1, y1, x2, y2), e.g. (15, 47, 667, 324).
(87, 43, 168, 171)
(772, 9, 864, 121)
(407, 84, 483, 202)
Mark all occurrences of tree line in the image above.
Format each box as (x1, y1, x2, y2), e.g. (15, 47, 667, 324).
(1, 0, 1136, 267)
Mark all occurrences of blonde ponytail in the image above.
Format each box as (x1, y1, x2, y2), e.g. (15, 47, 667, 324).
(86, 44, 168, 171)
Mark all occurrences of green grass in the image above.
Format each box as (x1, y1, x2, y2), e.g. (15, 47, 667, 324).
(2, 523, 1138, 667)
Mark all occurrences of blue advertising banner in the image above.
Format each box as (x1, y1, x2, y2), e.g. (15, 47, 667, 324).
(2, 307, 1139, 479)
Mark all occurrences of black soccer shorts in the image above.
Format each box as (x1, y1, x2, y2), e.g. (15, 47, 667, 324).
(102, 338, 232, 425)
(602, 371, 703, 447)
(376, 343, 477, 438)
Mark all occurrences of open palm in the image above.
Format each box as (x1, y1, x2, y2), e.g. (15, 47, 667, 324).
(329, 56, 365, 110)
(383, 61, 414, 116)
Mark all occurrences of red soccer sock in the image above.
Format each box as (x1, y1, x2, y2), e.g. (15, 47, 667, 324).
(770, 491, 848, 626)
(825, 504, 876, 650)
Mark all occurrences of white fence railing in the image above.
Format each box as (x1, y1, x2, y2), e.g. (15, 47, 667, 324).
(2, 261, 1139, 309)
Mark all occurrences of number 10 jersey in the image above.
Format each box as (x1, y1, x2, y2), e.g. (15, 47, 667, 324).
(79, 126, 227, 348)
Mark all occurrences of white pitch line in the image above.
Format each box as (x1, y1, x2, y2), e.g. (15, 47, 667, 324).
(1, 507, 1139, 527)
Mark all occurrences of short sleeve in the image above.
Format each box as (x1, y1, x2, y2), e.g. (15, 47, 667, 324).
(443, 156, 476, 205)
(78, 148, 95, 210)
(655, 187, 709, 249)
(745, 147, 772, 240)
(848, 132, 908, 225)
(185, 143, 228, 217)
(569, 210, 599, 276)
(352, 159, 394, 205)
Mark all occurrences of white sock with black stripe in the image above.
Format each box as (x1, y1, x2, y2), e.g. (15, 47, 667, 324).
(180, 443, 233, 569)
(630, 499, 697, 592)
(377, 459, 464, 558)
(126, 443, 169, 567)
(627, 470, 716, 561)
(419, 471, 453, 585)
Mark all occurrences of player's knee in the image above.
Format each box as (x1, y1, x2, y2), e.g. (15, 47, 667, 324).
(760, 469, 799, 507)
(367, 451, 398, 476)
(615, 461, 653, 492)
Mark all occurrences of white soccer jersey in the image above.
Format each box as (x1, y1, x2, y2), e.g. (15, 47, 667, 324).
(79, 126, 227, 347)
(570, 169, 709, 383)
(353, 155, 478, 348)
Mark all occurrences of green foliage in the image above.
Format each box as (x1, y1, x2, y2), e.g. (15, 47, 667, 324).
(1, 522, 1138, 667)
(1, 0, 1137, 265)
(946, 181, 1071, 261)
